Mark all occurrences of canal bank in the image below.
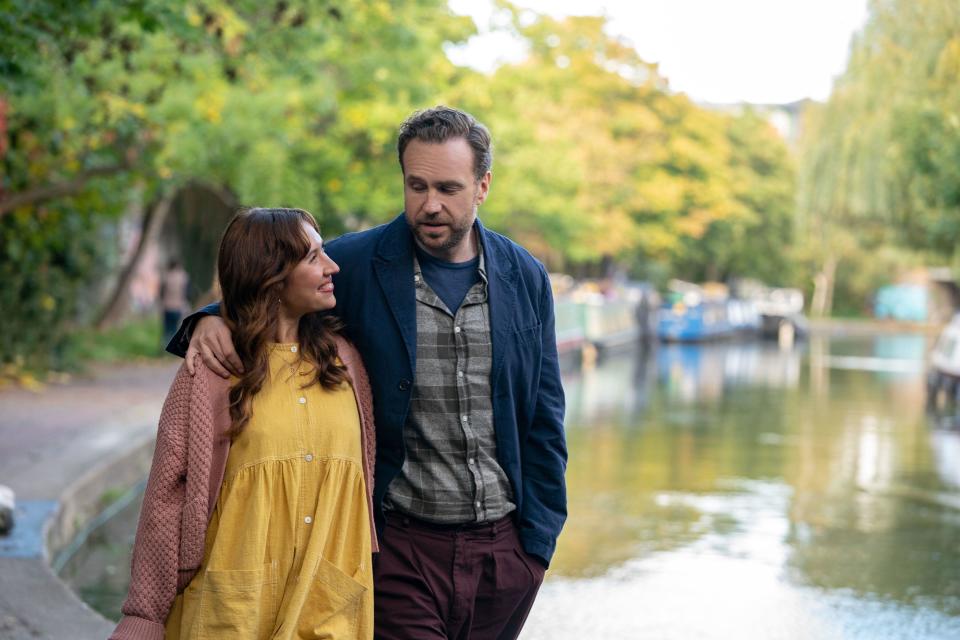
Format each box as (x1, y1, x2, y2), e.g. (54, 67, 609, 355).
(806, 317, 943, 336)
(0, 359, 178, 640)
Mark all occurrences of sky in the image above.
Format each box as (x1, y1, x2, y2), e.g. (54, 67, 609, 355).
(446, 0, 871, 105)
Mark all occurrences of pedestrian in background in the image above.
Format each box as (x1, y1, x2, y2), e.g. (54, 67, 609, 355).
(159, 259, 189, 347)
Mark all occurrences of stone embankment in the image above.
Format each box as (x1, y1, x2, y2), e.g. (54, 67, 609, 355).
(0, 360, 178, 640)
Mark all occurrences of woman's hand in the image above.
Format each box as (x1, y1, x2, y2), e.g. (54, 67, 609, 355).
(186, 316, 244, 378)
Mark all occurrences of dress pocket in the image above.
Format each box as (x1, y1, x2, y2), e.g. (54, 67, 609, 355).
(196, 561, 278, 640)
(297, 557, 368, 639)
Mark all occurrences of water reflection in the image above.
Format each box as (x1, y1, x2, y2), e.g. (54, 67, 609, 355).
(528, 334, 960, 639)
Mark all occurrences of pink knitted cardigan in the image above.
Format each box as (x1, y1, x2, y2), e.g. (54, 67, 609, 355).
(109, 336, 378, 640)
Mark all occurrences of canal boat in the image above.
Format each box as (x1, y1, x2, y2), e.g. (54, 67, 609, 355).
(582, 294, 642, 355)
(927, 313, 960, 406)
(657, 280, 745, 342)
(554, 298, 587, 369)
(754, 287, 808, 342)
(553, 277, 657, 363)
(727, 298, 762, 334)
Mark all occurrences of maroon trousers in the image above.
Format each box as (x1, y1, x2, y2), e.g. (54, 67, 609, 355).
(373, 513, 546, 640)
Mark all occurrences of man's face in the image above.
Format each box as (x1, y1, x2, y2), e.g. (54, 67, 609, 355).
(402, 137, 491, 262)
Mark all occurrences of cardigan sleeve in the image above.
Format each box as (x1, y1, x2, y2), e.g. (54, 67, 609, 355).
(335, 336, 378, 553)
(349, 345, 376, 502)
(110, 362, 194, 640)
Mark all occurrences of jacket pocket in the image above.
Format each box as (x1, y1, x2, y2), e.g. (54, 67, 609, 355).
(196, 560, 278, 639)
(515, 323, 542, 346)
(297, 557, 368, 639)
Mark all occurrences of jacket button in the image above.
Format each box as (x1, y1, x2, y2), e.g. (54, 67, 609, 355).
(398, 379, 411, 391)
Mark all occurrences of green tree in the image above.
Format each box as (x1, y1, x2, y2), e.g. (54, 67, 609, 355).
(796, 0, 960, 314)
(455, 9, 795, 284)
(0, 0, 473, 371)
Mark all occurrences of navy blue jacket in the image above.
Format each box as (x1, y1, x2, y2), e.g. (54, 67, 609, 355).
(171, 214, 567, 564)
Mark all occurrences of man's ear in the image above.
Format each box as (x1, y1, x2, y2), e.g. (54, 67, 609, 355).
(476, 171, 492, 206)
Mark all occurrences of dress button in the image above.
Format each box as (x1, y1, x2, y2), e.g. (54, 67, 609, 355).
(398, 379, 411, 391)
(298, 397, 306, 404)
(304, 516, 313, 524)
(290, 345, 298, 353)
(305, 454, 313, 462)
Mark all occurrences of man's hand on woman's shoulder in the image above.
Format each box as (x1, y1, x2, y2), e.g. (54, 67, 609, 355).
(187, 316, 243, 378)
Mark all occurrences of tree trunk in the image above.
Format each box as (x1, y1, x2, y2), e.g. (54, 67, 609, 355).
(811, 254, 838, 317)
(94, 191, 175, 329)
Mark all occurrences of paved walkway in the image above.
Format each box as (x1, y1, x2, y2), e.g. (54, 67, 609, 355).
(0, 358, 179, 639)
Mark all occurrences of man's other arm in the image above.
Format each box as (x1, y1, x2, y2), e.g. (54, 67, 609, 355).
(518, 265, 568, 568)
(164, 303, 221, 358)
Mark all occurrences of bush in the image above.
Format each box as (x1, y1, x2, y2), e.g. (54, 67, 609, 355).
(62, 316, 166, 368)
(0, 205, 109, 374)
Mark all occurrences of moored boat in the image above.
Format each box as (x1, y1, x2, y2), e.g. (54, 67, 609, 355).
(927, 313, 960, 407)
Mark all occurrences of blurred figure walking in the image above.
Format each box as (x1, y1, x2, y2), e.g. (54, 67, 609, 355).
(160, 259, 189, 346)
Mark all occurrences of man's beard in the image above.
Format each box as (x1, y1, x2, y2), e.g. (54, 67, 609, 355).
(409, 213, 474, 256)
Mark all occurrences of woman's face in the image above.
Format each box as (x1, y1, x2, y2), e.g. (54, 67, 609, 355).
(279, 222, 340, 316)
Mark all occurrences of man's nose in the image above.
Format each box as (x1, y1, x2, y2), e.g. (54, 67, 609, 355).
(424, 190, 442, 213)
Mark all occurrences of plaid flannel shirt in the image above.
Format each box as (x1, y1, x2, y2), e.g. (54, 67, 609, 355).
(384, 249, 516, 523)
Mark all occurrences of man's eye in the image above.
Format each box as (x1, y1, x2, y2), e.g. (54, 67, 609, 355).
(409, 183, 426, 192)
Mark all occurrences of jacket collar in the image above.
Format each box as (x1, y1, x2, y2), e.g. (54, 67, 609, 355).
(372, 213, 520, 385)
(374, 213, 518, 281)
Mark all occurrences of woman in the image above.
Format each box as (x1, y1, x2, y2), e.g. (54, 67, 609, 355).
(110, 208, 377, 640)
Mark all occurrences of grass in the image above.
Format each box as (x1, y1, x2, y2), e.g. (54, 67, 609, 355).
(1, 316, 170, 390)
(63, 316, 169, 366)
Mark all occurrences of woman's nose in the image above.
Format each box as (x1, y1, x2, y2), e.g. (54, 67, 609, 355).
(324, 255, 340, 275)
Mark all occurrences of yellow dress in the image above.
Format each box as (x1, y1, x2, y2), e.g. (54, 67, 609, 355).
(164, 344, 373, 639)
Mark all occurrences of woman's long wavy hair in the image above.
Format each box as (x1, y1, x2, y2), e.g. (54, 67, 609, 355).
(218, 207, 349, 438)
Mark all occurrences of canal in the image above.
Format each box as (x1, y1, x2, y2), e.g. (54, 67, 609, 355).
(61, 333, 960, 639)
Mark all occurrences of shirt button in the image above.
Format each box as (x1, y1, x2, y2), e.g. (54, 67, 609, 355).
(304, 516, 313, 524)
(305, 454, 313, 462)
(298, 397, 307, 404)
(457, 370, 464, 378)
(468, 458, 476, 466)
(475, 501, 481, 509)
(290, 345, 298, 353)
(414, 275, 421, 283)
(461, 415, 468, 423)
(454, 326, 461, 334)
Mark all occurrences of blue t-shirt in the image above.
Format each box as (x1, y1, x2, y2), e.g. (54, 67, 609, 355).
(414, 245, 481, 314)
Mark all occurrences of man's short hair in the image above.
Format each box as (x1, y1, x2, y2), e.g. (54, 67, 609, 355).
(397, 106, 493, 181)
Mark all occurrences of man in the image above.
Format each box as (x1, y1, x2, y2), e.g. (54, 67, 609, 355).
(169, 106, 567, 639)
